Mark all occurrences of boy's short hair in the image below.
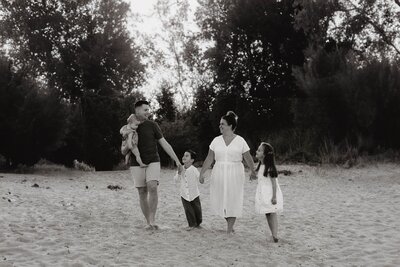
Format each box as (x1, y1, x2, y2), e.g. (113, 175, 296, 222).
(134, 100, 149, 108)
(186, 150, 197, 161)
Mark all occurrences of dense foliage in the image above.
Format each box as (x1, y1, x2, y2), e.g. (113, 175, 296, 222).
(1, 0, 399, 169)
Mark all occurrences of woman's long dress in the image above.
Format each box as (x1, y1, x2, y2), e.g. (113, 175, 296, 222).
(209, 135, 250, 217)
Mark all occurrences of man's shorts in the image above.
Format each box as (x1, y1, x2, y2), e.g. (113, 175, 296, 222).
(130, 162, 161, 188)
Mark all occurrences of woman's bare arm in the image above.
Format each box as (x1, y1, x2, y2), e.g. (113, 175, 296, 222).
(243, 151, 257, 180)
(199, 149, 215, 184)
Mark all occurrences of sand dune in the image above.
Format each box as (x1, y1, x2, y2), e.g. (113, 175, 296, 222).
(1, 163, 400, 266)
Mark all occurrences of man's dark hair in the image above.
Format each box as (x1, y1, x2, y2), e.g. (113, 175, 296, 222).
(186, 149, 197, 161)
(134, 100, 150, 108)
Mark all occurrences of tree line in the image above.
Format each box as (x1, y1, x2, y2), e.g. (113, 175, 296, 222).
(1, 0, 399, 170)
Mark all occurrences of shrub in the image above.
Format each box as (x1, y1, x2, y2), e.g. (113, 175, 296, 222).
(34, 159, 67, 172)
(293, 49, 400, 156)
(73, 159, 95, 172)
(0, 57, 68, 168)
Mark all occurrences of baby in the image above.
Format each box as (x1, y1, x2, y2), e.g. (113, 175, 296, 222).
(120, 114, 146, 167)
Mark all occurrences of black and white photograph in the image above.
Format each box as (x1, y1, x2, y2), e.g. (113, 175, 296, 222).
(0, 0, 400, 266)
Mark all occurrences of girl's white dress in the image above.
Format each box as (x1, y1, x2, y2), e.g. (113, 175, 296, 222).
(255, 165, 283, 214)
(209, 135, 250, 218)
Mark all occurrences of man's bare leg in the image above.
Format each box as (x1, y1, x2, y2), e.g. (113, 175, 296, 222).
(137, 187, 151, 227)
(147, 180, 158, 228)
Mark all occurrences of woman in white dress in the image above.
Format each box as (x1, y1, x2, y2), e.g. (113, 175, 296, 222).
(199, 111, 256, 234)
(255, 142, 283, 242)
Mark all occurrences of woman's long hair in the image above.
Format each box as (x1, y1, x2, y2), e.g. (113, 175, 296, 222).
(255, 142, 278, 178)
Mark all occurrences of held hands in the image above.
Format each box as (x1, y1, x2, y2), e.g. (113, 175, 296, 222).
(177, 162, 184, 174)
(199, 174, 205, 184)
(249, 169, 257, 181)
(271, 196, 277, 205)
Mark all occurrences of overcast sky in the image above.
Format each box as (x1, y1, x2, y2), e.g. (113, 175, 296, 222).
(125, 0, 200, 108)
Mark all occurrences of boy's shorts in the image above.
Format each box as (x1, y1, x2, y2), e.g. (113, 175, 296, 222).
(130, 162, 160, 188)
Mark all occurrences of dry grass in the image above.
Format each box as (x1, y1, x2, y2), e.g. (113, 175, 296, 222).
(73, 159, 96, 172)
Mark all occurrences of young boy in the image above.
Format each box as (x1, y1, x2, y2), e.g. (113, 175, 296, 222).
(174, 150, 202, 230)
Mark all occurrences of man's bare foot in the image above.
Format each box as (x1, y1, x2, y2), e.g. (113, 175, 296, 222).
(151, 224, 159, 230)
(195, 225, 203, 229)
(144, 225, 153, 230)
(185, 226, 195, 231)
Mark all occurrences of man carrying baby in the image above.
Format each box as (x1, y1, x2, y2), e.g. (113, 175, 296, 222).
(130, 100, 182, 230)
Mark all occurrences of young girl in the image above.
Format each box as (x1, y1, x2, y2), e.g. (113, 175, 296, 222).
(255, 142, 283, 243)
(120, 114, 146, 167)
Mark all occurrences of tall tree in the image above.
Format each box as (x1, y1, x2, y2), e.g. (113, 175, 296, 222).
(295, 0, 400, 61)
(195, 0, 308, 139)
(155, 82, 177, 122)
(0, 56, 68, 167)
(0, 0, 145, 101)
(0, 0, 146, 169)
(292, 0, 400, 156)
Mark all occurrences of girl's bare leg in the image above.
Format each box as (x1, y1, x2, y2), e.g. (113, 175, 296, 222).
(225, 217, 236, 234)
(266, 213, 278, 242)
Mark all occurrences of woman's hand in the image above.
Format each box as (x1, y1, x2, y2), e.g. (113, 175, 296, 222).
(271, 196, 277, 205)
(199, 149, 214, 185)
(249, 168, 257, 181)
(250, 171, 257, 181)
(199, 174, 205, 184)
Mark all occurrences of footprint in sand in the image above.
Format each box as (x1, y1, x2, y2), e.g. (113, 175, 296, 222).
(133, 224, 146, 229)
(80, 255, 100, 265)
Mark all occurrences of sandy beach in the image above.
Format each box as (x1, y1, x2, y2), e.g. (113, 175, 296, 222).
(1, 163, 400, 266)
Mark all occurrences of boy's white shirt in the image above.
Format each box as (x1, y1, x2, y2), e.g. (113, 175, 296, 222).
(174, 165, 200, 201)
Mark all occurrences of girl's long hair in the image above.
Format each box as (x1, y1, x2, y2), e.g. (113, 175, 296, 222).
(255, 142, 278, 178)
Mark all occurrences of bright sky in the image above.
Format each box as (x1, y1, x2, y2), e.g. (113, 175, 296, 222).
(125, 0, 200, 109)
(127, 0, 163, 35)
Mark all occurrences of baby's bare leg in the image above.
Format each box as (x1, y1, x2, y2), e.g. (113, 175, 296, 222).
(131, 146, 146, 167)
(125, 153, 131, 165)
